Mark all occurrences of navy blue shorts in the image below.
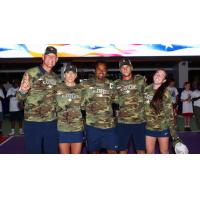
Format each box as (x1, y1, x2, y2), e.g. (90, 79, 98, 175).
(116, 123, 146, 151)
(24, 120, 58, 154)
(145, 129, 170, 138)
(0, 112, 3, 121)
(58, 131, 84, 143)
(85, 125, 118, 152)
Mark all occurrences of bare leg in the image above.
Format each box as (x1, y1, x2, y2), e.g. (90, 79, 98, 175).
(146, 136, 157, 154)
(136, 150, 145, 154)
(71, 143, 82, 154)
(19, 120, 23, 129)
(119, 150, 128, 154)
(91, 150, 100, 154)
(107, 150, 117, 154)
(59, 143, 70, 154)
(11, 120, 15, 129)
(158, 137, 169, 154)
(184, 116, 188, 127)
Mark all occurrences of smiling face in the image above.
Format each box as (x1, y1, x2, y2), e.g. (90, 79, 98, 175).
(153, 69, 167, 86)
(42, 53, 58, 72)
(64, 71, 77, 84)
(95, 63, 107, 80)
(120, 64, 132, 78)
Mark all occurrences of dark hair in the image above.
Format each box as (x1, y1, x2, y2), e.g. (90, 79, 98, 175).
(183, 81, 190, 87)
(168, 78, 175, 83)
(95, 61, 107, 69)
(150, 69, 168, 114)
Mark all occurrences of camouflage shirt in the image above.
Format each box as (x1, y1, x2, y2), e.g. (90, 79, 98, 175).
(114, 75, 146, 124)
(144, 84, 176, 137)
(81, 78, 116, 129)
(56, 83, 84, 132)
(16, 66, 61, 122)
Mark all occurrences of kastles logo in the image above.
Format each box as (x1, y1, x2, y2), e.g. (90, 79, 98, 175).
(92, 88, 110, 95)
(65, 93, 79, 100)
(119, 84, 136, 92)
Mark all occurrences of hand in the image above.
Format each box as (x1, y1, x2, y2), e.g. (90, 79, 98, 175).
(172, 136, 182, 147)
(19, 73, 30, 93)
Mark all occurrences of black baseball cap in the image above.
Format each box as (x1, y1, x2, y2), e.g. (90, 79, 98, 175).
(64, 64, 77, 73)
(119, 58, 132, 68)
(44, 46, 57, 56)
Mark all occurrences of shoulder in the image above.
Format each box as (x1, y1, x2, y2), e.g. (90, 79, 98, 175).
(174, 87, 178, 92)
(134, 74, 145, 82)
(80, 78, 94, 88)
(164, 89, 171, 98)
(51, 72, 62, 83)
(26, 66, 40, 76)
(7, 87, 12, 92)
(75, 84, 84, 90)
(144, 84, 152, 92)
(181, 90, 186, 94)
(113, 79, 121, 85)
(106, 78, 114, 85)
(192, 90, 197, 94)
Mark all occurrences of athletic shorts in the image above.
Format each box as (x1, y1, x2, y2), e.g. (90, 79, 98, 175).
(10, 111, 23, 121)
(116, 123, 146, 151)
(145, 129, 170, 138)
(0, 112, 3, 121)
(85, 125, 118, 152)
(58, 131, 84, 143)
(24, 120, 58, 154)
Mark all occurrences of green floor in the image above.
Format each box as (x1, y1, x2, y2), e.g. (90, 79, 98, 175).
(176, 115, 200, 132)
(1, 115, 199, 136)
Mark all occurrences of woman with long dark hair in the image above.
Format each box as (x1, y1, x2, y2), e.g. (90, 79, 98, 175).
(144, 69, 177, 154)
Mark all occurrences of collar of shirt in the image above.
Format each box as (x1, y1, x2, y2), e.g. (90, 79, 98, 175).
(39, 65, 47, 75)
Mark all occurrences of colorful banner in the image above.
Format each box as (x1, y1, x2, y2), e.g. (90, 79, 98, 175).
(1, 44, 200, 58)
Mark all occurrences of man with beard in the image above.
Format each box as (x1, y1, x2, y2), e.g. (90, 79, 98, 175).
(82, 62, 118, 154)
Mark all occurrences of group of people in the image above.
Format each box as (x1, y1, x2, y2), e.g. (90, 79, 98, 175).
(0, 80, 24, 136)
(14, 46, 186, 154)
(167, 79, 200, 131)
(180, 81, 200, 131)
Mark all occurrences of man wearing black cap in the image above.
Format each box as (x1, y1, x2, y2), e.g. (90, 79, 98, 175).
(17, 46, 61, 154)
(114, 58, 146, 154)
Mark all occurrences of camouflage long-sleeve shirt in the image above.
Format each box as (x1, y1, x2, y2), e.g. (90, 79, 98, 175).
(144, 84, 176, 137)
(81, 78, 116, 129)
(56, 83, 84, 132)
(114, 75, 146, 124)
(16, 66, 61, 122)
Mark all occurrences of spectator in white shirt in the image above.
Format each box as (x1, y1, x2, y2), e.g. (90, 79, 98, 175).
(6, 80, 24, 136)
(192, 82, 200, 129)
(0, 85, 5, 135)
(181, 82, 193, 131)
